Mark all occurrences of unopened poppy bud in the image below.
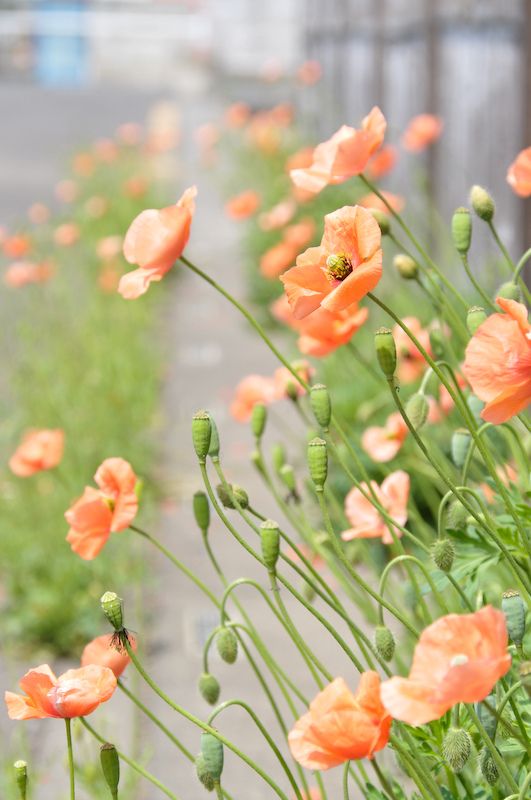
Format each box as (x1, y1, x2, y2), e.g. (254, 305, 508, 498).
(519, 661, 531, 697)
(369, 208, 391, 235)
(452, 207, 472, 255)
(446, 499, 468, 531)
(216, 483, 248, 510)
(195, 753, 215, 791)
(405, 392, 429, 430)
(208, 417, 220, 459)
(101, 592, 124, 631)
(442, 728, 471, 773)
(100, 743, 120, 798)
(216, 627, 238, 664)
(431, 538, 455, 572)
(496, 281, 522, 302)
(307, 437, 327, 490)
(271, 443, 286, 473)
(451, 428, 471, 468)
(375, 328, 396, 379)
(261, 519, 280, 572)
(251, 403, 267, 439)
(470, 185, 495, 222)
(476, 692, 497, 739)
(14, 760, 27, 800)
(429, 328, 445, 359)
(393, 254, 418, 280)
(201, 733, 224, 782)
(467, 306, 487, 335)
(467, 394, 484, 424)
(310, 384, 331, 430)
(501, 589, 526, 646)
(279, 463, 296, 493)
(193, 491, 210, 532)
(479, 747, 498, 785)
(198, 673, 220, 705)
(192, 411, 211, 463)
(374, 625, 395, 662)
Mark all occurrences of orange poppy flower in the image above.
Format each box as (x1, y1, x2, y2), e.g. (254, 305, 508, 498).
(230, 375, 278, 423)
(5, 664, 117, 720)
(72, 152, 95, 177)
(116, 122, 143, 146)
(81, 633, 136, 678)
(96, 235, 123, 262)
(3, 234, 31, 259)
(463, 298, 531, 423)
(224, 102, 251, 128)
(361, 412, 408, 462)
(297, 304, 369, 357)
(285, 147, 314, 174)
(9, 429, 64, 477)
(27, 203, 50, 225)
(290, 107, 386, 195)
(288, 673, 391, 769)
(296, 60, 322, 86)
(381, 607, 511, 726)
(393, 317, 432, 383)
(225, 190, 261, 220)
(118, 186, 197, 300)
(359, 191, 405, 215)
(401, 114, 443, 152)
(342, 470, 409, 545)
(260, 241, 297, 278)
(65, 457, 138, 560)
(507, 147, 531, 197)
(124, 176, 148, 199)
(93, 138, 119, 162)
(274, 361, 313, 398)
(258, 199, 297, 231)
(98, 263, 121, 293)
(55, 179, 78, 204)
(365, 145, 398, 180)
(53, 223, 80, 247)
(283, 218, 316, 250)
(4, 261, 53, 288)
(280, 205, 382, 320)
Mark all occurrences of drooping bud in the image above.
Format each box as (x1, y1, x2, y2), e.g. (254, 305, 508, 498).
(451, 207, 472, 255)
(216, 627, 238, 664)
(100, 743, 120, 799)
(307, 437, 327, 490)
(451, 429, 471, 468)
(198, 673, 220, 705)
(476, 692, 497, 739)
(208, 417, 220, 459)
(431, 538, 455, 572)
(271, 443, 286, 474)
(374, 328, 396, 379)
(193, 491, 210, 532)
(479, 747, 498, 785)
(467, 306, 487, 335)
(310, 384, 331, 430)
(393, 254, 418, 280)
(501, 590, 526, 646)
(195, 753, 215, 791)
(279, 464, 297, 494)
(470, 185, 495, 222)
(519, 661, 531, 697)
(496, 281, 522, 302)
(446, 499, 468, 531)
(101, 592, 124, 631)
(216, 483, 249, 510)
(442, 728, 471, 773)
(251, 403, 267, 439)
(405, 392, 429, 430)
(374, 626, 395, 662)
(261, 519, 280, 573)
(192, 411, 212, 463)
(369, 208, 391, 235)
(200, 733, 224, 782)
(429, 328, 445, 360)
(14, 761, 27, 800)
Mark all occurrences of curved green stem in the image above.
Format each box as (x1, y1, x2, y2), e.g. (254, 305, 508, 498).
(65, 718, 75, 800)
(378, 554, 449, 621)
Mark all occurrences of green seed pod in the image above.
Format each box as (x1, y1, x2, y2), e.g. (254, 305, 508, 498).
(375, 327, 396, 379)
(370, 208, 391, 235)
(452, 207, 472, 255)
(14, 761, 27, 800)
(374, 625, 395, 662)
(216, 483, 248, 510)
(261, 519, 280, 572)
(100, 743, 120, 798)
(192, 411, 212, 463)
(451, 428, 472, 468)
(393, 254, 418, 280)
(307, 437, 327, 490)
(470, 185, 495, 222)
(195, 753, 215, 791)
(479, 747, 498, 785)
(279, 463, 296, 493)
(310, 384, 332, 430)
(201, 733, 224, 782)
(446, 499, 468, 531)
(428, 328, 444, 360)
(208, 417, 220, 459)
(101, 592, 123, 631)
(271, 443, 286, 474)
(518, 661, 531, 697)
(193, 491, 210, 532)
(198, 673, 220, 705)
(442, 728, 471, 773)
(476, 692, 497, 739)
(251, 403, 267, 439)
(431, 538, 455, 573)
(216, 628, 238, 664)
(466, 306, 487, 335)
(405, 392, 429, 430)
(496, 281, 522, 302)
(502, 590, 526, 646)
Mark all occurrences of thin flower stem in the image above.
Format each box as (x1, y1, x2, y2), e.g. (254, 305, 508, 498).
(512, 246, 531, 284)
(459, 254, 496, 310)
(342, 761, 351, 800)
(466, 705, 519, 794)
(65, 718, 75, 800)
(371, 758, 398, 800)
(378, 555, 449, 620)
(487, 220, 516, 273)
(390, 735, 442, 800)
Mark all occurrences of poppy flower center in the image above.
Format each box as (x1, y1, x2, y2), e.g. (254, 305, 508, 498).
(103, 496, 116, 512)
(326, 253, 353, 282)
(449, 653, 469, 667)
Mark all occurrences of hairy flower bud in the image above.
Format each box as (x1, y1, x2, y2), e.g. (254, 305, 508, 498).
(192, 411, 212, 463)
(101, 592, 124, 631)
(496, 281, 522, 302)
(501, 589, 526, 646)
(216, 627, 238, 664)
(195, 753, 215, 791)
(310, 384, 331, 430)
(261, 519, 281, 573)
(14, 761, 27, 800)
(201, 733, 224, 782)
(100, 743, 120, 798)
(479, 747, 498, 785)
(193, 491, 210, 532)
(198, 673, 220, 705)
(369, 208, 391, 235)
(307, 437, 327, 490)
(216, 483, 248, 510)
(452, 207, 472, 255)
(470, 185, 495, 221)
(393, 254, 418, 280)
(446, 499, 468, 531)
(432, 538, 455, 572)
(451, 428, 471, 468)
(375, 327, 396, 379)
(467, 306, 487, 335)
(442, 728, 472, 773)
(251, 403, 267, 439)
(405, 392, 429, 430)
(374, 625, 395, 662)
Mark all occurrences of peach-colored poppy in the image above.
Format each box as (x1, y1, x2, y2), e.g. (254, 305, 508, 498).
(93, 138, 119, 162)
(507, 147, 531, 197)
(288, 673, 391, 769)
(224, 102, 251, 128)
(53, 223, 79, 248)
(124, 176, 148, 199)
(290, 107, 386, 195)
(27, 203, 50, 225)
(116, 122, 143, 146)
(72, 152, 95, 177)
(285, 544, 325, 571)
(463, 298, 531, 423)
(98, 263, 121, 293)
(96, 235, 123, 262)
(65, 457, 138, 560)
(225, 190, 261, 220)
(285, 147, 314, 174)
(81, 633, 136, 678)
(283, 218, 316, 250)
(274, 361, 313, 399)
(230, 375, 278, 423)
(401, 114, 443, 152)
(342, 470, 409, 545)
(365, 145, 398, 180)
(55, 179, 78, 204)
(3, 234, 31, 259)
(393, 317, 432, 383)
(381, 607, 511, 726)
(258, 199, 297, 232)
(280, 205, 382, 319)
(119, 186, 197, 300)
(292, 790, 321, 800)
(5, 664, 116, 720)
(359, 191, 405, 215)
(297, 60, 322, 86)
(4, 260, 53, 288)
(9, 429, 64, 477)
(361, 412, 408, 463)
(297, 303, 369, 357)
(260, 241, 297, 278)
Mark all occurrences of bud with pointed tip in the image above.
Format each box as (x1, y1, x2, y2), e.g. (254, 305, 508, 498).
(470, 185, 495, 221)
(201, 733, 224, 782)
(393, 254, 418, 280)
(501, 589, 526, 646)
(452, 207, 472, 255)
(261, 519, 280, 573)
(442, 728, 471, 773)
(251, 403, 267, 439)
(467, 306, 487, 335)
(307, 437, 327, 490)
(198, 673, 220, 705)
(451, 428, 471, 468)
(496, 281, 522, 302)
(375, 328, 396, 379)
(479, 747, 498, 785)
(195, 753, 215, 791)
(216, 628, 238, 664)
(192, 411, 212, 463)
(216, 483, 248, 510)
(100, 743, 120, 799)
(370, 208, 391, 235)
(101, 592, 124, 631)
(374, 626, 395, 662)
(431, 538, 455, 572)
(14, 761, 27, 800)
(310, 384, 331, 430)
(193, 491, 210, 532)
(405, 392, 429, 430)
